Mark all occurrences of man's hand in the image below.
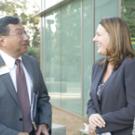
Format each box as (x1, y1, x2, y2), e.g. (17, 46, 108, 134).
(36, 124, 49, 135)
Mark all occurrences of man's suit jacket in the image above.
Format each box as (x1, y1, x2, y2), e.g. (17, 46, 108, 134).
(87, 58, 135, 135)
(0, 54, 52, 135)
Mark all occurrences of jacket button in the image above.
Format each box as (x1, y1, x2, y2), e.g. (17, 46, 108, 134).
(19, 118, 23, 121)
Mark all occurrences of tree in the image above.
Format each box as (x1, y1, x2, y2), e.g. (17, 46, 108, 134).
(122, 0, 135, 37)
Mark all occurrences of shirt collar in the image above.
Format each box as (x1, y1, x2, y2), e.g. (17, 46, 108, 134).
(0, 50, 21, 70)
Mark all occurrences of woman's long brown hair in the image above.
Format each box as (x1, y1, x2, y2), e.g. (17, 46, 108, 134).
(99, 17, 135, 69)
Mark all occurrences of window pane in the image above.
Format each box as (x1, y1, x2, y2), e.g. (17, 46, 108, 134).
(42, 0, 82, 114)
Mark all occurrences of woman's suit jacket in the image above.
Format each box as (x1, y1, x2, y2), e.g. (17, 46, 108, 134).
(87, 58, 135, 135)
(0, 54, 52, 135)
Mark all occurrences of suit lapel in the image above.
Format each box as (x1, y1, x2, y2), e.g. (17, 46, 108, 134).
(2, 74, 19, 105)
(22, 56, 34, 84)
(93, 63, 107, 112)
(0, 55, 19, 106)
(22, 55, 37, 119)
(22, 56, 36, 93)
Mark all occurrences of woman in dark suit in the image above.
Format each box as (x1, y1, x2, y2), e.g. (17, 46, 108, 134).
(87, 17, 135, 135)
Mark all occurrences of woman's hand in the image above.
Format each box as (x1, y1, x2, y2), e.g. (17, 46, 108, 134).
(88, 123, 96, 135)
(88, 113, 106, 134)
(89, 131, 96, 135)
(36, 124, 49, 135)
(89, 113, 105, 128)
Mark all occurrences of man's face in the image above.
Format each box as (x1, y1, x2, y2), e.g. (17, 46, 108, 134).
(1, 23, 29, 58)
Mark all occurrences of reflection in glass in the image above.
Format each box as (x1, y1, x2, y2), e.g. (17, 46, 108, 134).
(44, 0, 82, 114)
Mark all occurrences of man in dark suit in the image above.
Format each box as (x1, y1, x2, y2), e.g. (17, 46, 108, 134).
(0, 16, 52, 135)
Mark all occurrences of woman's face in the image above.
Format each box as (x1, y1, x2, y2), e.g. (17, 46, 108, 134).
(93, 24, 110, 56)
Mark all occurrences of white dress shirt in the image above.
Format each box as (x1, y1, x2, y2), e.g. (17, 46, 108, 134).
(0, 50, 33, 104)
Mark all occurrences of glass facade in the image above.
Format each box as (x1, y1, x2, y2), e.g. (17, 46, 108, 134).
(40, 0, 120, 116)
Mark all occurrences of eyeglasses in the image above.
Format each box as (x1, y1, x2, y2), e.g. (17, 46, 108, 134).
(8, 29, 28, 37)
